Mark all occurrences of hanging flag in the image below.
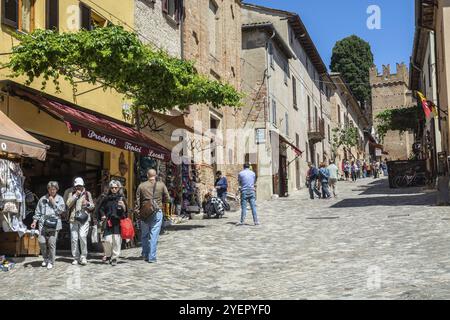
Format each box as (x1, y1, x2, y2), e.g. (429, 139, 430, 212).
(428, 100, 438, 116)
(417, 91, 432, 118)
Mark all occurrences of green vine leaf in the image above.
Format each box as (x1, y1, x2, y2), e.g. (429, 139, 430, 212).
(2, 26, 243, 116)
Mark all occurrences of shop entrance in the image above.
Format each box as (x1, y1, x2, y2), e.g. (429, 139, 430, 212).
(22, 133, 104, 198)
(22, 133, 104, 251)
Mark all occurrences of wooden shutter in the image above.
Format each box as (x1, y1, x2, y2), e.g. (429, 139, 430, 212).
(80, 3, 91, 30)
(2, 0, 18, 29)
(174, 0, 183, 23)
(162, 0, 168, 14)
(46, 0, 59, 30)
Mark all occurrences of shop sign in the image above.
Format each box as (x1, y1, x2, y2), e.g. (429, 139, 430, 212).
(375, 148, 382, 157)
(78, 127, 169, 161)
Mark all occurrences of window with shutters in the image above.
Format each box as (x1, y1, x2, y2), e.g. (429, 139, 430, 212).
(79, 3, 107, 31)
(208, 0, 218, 57)
(162, 0, 182, 24)
(292, 76, 297, 110)
(2, 0, 35, 32)
(46, 0, 58, 31)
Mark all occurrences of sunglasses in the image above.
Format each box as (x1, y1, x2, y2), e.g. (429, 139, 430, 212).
(111, 187, 119, 190)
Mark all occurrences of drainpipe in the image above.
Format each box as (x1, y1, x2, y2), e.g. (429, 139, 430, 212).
(265, 30, 276, 197)
(180, 0, 184, 60)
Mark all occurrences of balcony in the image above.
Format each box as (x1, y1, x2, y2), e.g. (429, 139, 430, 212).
(308, 118, 325, 143)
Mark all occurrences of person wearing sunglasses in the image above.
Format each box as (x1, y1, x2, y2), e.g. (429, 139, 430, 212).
(98, 180, 128, 266)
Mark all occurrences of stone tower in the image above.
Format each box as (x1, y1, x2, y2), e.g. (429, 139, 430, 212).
(370, 63, 414, 160)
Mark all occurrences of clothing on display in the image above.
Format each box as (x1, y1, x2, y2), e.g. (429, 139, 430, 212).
(0, 159, 27, 235)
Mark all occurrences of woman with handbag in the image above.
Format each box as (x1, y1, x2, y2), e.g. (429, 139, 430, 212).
(98, 180, 128, 266)
(66, 177, 95, 266)
(31, 181, 65, 270)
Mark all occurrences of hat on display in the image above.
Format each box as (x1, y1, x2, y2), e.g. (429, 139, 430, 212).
(74, 177, 85, 187)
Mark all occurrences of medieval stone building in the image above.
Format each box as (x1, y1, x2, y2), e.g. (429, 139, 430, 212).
(370, 63, 414, 160)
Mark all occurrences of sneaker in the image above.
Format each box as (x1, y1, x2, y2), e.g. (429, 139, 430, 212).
(72, 260, 79, 265)
(47, 263, 53, 270)
(41, 260, 48, 267)
(148, 259, 157, 263)
(80, 258, 87, 266)
(235, 222, 243, 226)
(110, 259, 117, 266)
(254, 222, 260, 226)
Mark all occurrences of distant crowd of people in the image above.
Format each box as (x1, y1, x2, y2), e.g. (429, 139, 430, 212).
(306, 159, 389, 200)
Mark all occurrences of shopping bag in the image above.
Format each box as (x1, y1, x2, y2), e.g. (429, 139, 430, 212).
(91, 225, 98, 243)
(120, 218, 135, 240)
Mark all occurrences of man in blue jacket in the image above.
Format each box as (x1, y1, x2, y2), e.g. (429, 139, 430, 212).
(308, 162, 322, 200)
(215, 171, 228, 206)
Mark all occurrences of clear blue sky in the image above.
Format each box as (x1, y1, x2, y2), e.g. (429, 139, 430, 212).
(244, 0, 415, 74)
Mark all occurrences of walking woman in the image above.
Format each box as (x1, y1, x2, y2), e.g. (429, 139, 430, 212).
(98, 180, 128, 266)
(66, 177, 95, 266)
(31, 181, 65, 270)
(351, 161, 357, 182)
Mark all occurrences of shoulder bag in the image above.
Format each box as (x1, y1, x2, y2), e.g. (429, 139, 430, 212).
(139, 182, 160, 220)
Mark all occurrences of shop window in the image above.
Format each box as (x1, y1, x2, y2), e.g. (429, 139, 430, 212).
(1, 0, 35, 32)
(45, 0, 58, 30)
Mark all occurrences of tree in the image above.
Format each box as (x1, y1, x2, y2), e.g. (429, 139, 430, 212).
(331, 126, 359, 159)
(375, 106, 421, 142)
(2, 26, 242, 117)
(330, 35, 374, 105)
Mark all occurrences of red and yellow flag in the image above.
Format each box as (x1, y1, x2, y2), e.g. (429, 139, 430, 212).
(417, 91, 432, 118)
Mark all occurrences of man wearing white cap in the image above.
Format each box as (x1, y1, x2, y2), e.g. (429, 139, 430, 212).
(66, 177, 95, 265)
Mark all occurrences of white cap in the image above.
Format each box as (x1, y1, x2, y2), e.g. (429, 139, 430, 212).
(74, 177, 85, 187)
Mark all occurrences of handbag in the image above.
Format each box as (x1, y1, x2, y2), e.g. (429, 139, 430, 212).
(120, 217, 135, 240)
(75, 210, 89, 224)
(139, 182, 160, 220)
(44, 217, 58, 230)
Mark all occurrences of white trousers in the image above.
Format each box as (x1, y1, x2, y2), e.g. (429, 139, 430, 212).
(70, 221, 89, 260)
(104, 234, 122, 260)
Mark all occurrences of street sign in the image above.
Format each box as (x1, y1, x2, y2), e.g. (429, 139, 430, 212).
(255, 128, 266, 144)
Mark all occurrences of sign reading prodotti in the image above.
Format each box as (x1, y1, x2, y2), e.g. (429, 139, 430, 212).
(77, 127, 169, 161)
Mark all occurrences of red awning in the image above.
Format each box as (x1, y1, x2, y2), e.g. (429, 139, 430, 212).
(9, 87, 171, 161)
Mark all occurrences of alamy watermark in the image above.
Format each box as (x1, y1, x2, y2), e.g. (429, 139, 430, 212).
(367, 5, 381, 30)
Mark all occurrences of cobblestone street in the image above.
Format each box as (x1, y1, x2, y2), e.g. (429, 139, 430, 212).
(2, 177, 450, 300)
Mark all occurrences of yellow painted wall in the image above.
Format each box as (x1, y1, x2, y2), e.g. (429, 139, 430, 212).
(0, 0, 135, 121)
(0, 90, 135, 207)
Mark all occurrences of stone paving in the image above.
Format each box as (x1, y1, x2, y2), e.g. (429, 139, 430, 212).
(1, 177, 450, 299)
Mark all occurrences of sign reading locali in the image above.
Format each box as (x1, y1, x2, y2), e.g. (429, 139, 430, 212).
(79, 127, 168, 161)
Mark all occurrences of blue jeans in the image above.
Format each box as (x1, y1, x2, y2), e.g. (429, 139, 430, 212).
(140, 210, 163, 262)
(240, 190, 258, 224)
(309, 179, 321, 199)
(321, 182, 331, 198)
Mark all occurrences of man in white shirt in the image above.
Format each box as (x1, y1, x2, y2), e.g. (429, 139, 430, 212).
(327, 160, 339, 198)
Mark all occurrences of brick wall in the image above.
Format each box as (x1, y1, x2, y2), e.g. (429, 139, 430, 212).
(182, 0, 243, 199)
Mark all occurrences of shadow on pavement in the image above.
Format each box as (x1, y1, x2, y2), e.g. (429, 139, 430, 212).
(351, 178, 432, 196)
(164, 225, 207, 231)
(331, 195, 434, 208)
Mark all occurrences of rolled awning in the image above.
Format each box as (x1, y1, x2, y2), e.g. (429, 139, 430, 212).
(0, 109, 48, 161)
(275, 130, 303, 156)
(8, 85, 171, 162)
